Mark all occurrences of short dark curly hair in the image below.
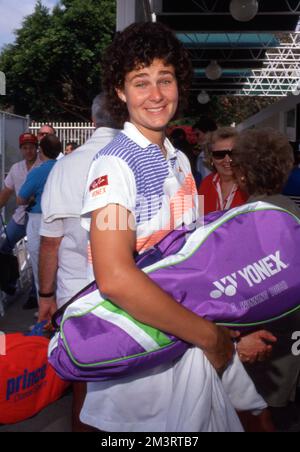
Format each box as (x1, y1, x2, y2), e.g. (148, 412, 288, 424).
(232, 128, 294, 196)
(102, 22, 193, 124)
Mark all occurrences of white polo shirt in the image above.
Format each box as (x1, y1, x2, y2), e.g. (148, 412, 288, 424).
(79, 123, 250, 432)
(82, 122, 199, 254)
(5, 156, 42, 225)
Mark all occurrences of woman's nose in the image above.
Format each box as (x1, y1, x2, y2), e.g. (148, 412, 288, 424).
(149, 84, 163, 101)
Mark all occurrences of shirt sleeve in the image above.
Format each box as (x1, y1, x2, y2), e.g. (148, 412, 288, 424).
(18, 169, 39, 200)
(81, 155, 137, 231)
(40, 216, 64, 238)
(4, 167, 15, 191)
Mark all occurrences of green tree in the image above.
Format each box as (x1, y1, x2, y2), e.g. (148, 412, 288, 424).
(0, 0, 116, 121)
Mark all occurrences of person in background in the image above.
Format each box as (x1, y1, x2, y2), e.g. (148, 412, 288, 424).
(38, 93, 120, 432)
(17, 135, 62, 295)
(283, 146, 300, 209)
(0, 133, 42, 306)
(37, 124, 56, 142)
(64, 142, 78, 156)
(169, 128, 194, 170)
(199, 127, 248, 215)
(232, 128, 300, 432)
(37, 124, 64, 160)
(193, 117, 217, 186)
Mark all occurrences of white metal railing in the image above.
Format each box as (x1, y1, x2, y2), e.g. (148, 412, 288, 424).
(29, 122, 95, 149)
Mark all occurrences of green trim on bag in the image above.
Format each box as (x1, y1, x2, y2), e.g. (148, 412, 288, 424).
(60, 324, 177, 369)
(101, 300, 172, 347)
(217, 303, 300, 328)
(60, 298, 173, 368)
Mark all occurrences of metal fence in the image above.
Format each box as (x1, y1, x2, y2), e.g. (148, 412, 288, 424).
(0, 111, 30, 221)
(29, 122, 95, 150)
(0, 111, 32, 315)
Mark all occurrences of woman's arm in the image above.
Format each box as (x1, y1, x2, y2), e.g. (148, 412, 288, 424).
(0, 186, 13, 209)
(90, 204, 239, 373)
(16, 195, 31, 206)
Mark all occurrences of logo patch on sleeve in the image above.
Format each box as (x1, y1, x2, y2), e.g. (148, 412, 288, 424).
(89, 175, 109, 192)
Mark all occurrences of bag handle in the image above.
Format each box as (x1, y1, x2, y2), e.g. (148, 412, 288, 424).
(52, 280, 97, 330)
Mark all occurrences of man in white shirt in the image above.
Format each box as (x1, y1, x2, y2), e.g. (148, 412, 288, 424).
(38, 94, 120, 431)
(0, 133, 42, 302)
(0, 133, 41, 250)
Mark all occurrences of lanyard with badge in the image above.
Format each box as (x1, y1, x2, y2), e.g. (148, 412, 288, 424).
(214, 174, 237, 211)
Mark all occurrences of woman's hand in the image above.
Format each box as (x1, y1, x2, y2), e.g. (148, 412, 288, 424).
(237, 330, 277, 364)
(204, 325, 240, 375)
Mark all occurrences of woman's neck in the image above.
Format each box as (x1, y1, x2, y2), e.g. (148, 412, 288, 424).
(131, 122, 165, 148)
(220, 174, 234, 185)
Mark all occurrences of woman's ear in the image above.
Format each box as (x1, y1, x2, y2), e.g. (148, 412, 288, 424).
(116, 88, 126, 103)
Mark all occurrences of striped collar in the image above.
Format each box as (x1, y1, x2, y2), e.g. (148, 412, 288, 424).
(122, 122, 178, 161)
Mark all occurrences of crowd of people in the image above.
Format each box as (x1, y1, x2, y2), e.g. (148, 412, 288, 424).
(1, 21, 300, 433)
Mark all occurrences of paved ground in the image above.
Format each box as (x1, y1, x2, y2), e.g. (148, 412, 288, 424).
(0, 289, 72, 433)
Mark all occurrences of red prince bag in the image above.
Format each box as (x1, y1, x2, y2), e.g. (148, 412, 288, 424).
(0, 333, 69, 425)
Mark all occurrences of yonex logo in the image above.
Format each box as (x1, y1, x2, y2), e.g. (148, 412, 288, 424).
(210, 251, 288, 299)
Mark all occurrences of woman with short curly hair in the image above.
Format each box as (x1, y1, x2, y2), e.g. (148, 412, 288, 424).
(232, 128, 300, 430)
(102, 22, 192, 126)
(80, 21, 243, 432)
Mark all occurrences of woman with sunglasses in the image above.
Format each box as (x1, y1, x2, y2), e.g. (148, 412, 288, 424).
(198, 127, 248, 215)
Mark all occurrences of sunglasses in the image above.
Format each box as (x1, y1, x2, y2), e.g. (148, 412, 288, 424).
(212, 149, 233, 160)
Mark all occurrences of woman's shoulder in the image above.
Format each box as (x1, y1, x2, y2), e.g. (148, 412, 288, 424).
(199, 173, 215, 191)
(93, 132, 139, 163)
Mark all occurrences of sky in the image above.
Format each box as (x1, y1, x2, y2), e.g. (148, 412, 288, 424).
(0, 0, 58, 49)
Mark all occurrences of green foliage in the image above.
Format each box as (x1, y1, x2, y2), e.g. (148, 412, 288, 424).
(172, 94, 279, 127)
(210, 95, 279, 126)
(0, 0, 116, 120)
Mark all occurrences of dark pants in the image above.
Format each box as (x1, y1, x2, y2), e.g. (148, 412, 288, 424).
(1, 218, 36, 298)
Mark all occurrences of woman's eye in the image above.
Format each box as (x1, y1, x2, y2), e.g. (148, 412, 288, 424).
(135, 82, 148, 88)
(160, 79, 172, 85)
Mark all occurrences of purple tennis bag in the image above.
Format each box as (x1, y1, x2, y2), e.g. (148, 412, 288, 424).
(49, 202, 300, 381)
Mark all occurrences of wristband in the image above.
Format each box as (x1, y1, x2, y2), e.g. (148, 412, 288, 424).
(38, 291, 55, 298)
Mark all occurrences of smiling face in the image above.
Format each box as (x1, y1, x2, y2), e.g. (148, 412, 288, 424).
(116, 58, 179, 144)
(211, 137, 235, 180)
